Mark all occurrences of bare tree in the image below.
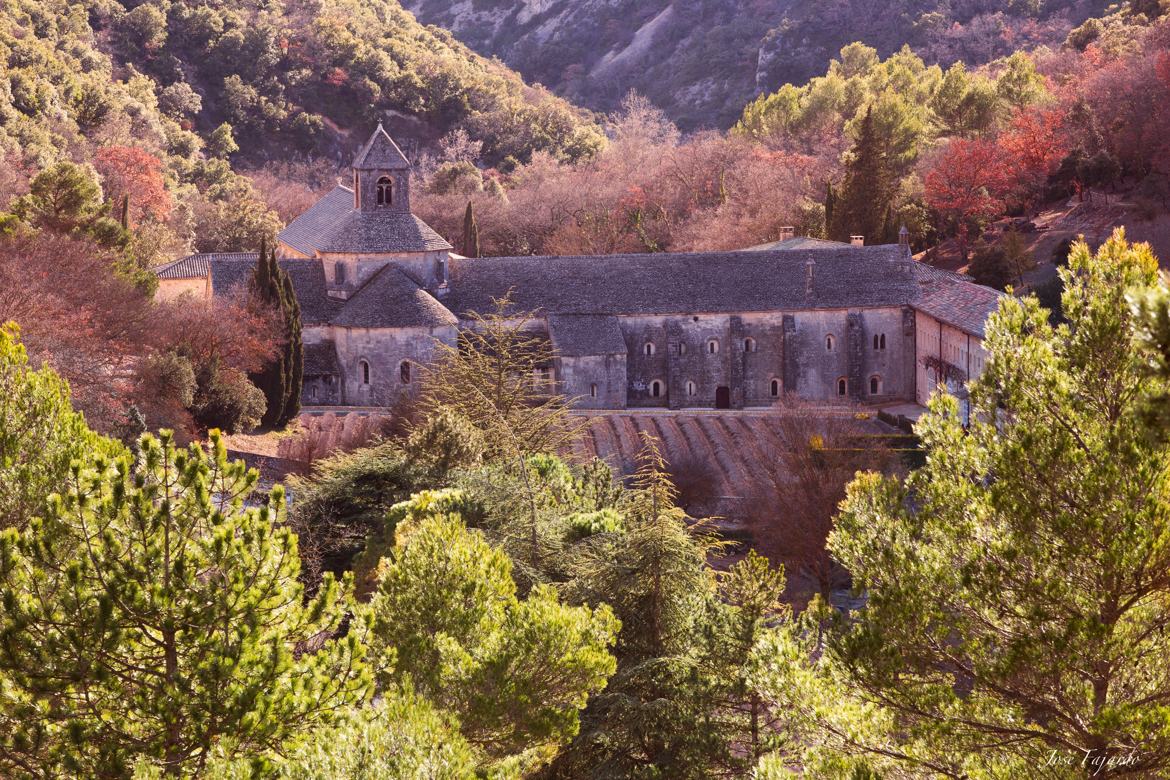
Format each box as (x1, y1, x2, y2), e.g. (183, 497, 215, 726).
(745, 402, 898, 602)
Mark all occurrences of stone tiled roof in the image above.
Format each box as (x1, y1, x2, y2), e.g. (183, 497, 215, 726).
(331, 265, 458, 329)
(446, 246, 919, 317)
(353, 124, 410, 170)
(303, 341, 341, 376)
(745, 236, 850, 251)
(316, 210, 452, 254)
(206, 255, 342, 325)
(911, 264, 1003, 337)
(278, 186, 353, 257)
(549, 314, 627, 356)
(155, 252, 255, 279)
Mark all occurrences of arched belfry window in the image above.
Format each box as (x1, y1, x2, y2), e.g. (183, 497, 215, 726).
(837, 377, 847, 396)
(650, 380, 664, 398)
(375, 176, 393, 207)
(644, 342, 655, 356)
(826, 334, 836, 352)
(744, 337, 756, 353)
(770, 378, 780, 397)
(359, 360, 371, 385)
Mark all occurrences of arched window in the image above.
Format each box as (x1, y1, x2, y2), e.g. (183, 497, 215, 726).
(359, 360, 370, 385)
(870, 375, 882, 395)
(744, 337, 756, 353)
(707, 339, 719, 354)
(873, 333, 887, 350)
(590, 383, 598, 398)
(650, 380, 663, 398)
(770, 378, 780, 397)
(686, 380, 696, 397)
(644, 342, 655, 356)
(375, 176, 393, 206)
(837, 377, 847, 396)
(826, 334, 835, 352)
(880, 333, 887, 349)
(400, 360, 411, 384)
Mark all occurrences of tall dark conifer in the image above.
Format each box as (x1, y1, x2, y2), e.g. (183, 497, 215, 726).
(828, 107, 895, 243)
(461, 200, 480, 258)
(250, 238, 302, 428)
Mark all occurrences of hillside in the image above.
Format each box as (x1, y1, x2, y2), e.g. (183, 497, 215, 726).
(403, 0, 1109, 129)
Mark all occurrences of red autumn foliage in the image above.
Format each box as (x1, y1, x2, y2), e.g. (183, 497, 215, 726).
(925, 138, 1014, 256)
(94, 146, 172, 225)
(996, 107, 1068, 202)
(0, 234, 156, 429)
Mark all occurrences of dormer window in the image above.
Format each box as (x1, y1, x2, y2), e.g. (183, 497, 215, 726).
(376, 176, 393, 207)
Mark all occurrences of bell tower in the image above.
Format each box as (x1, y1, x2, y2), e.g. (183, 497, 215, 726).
(352, 123, 411, 214)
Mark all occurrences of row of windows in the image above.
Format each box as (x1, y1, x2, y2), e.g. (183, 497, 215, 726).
(643, 337, 762, 357)
(356, 361, 882, 397)
(645, 334, 889, 356)
(357, 359, 411, 386)
(630, 378, 786, 399)
(824, 333, 888, 352)
(834, 376, 885, 395)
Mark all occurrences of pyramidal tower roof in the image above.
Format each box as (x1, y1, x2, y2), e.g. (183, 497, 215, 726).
(353, 123, 410, 170)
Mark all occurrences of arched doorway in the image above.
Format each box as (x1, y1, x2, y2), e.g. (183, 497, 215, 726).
(715, 386, 730, 409)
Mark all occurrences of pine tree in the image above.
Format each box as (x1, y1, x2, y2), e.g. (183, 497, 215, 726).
(461, 200, 480, 258)
(0, 431, 370, 776)
(828, 108, 895, 243)
(0, 323, 121, 531)
(547, 436, 733, 778)
(249, 239, 302, 428)
(822, 231, 1170, 775)
(367, 490, 618, 772)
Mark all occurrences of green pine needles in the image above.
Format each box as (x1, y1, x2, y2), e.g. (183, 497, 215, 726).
(0, 431, 370, 777)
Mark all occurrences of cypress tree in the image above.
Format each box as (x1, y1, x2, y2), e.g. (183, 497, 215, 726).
(281, 270, 303, 421)
(461, 200, 480, 258)
(824, 181, 836, 239)
(250, 239, 302, 428)
(119, 194, 129, 229)
(829, 107, 895, 243)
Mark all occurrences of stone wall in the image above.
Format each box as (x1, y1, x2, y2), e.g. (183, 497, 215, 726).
(558, 354, 627, 408)
(354, 168, 410, 214)
(318, 250, 449, 298)
(326, 323, 457, 405)
(914, 311, 988, 413)
(156, 275, 210, 301)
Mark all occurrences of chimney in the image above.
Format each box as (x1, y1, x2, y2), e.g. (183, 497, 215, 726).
(898, 225, 910, 248)
(804, 258, 816, 297)
(779, 226, 795, 241)
(850, 235, 864, 247)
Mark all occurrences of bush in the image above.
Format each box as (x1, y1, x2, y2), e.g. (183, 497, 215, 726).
(192, 367, 266, 433)
(968, 242, 1013, 290)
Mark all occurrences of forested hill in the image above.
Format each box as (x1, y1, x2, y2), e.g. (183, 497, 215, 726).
(1, 0, 602, 169)
(403, 0, 1111, 129)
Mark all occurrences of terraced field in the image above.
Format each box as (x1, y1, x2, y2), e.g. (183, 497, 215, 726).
(570, 409, 898, 515)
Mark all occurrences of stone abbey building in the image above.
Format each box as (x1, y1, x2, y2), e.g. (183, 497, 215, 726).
(156, 126, 1003, 411)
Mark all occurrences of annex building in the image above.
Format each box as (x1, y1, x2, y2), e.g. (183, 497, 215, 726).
(156, 126, 1003, 412)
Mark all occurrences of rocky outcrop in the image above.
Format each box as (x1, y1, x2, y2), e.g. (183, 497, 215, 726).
(403, 0, 1105, 130)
